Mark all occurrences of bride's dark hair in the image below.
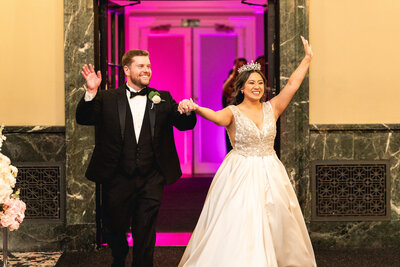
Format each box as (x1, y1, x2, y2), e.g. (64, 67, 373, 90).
(231, 70, 270, 105)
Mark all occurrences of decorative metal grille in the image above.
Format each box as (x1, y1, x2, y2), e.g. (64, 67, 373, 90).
(311, 161, 390, 221)
(14, 163, 64, 222)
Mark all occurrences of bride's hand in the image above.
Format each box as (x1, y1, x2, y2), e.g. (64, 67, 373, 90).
(300, 36, 313, 60)
(178, 98, 198, 114)
(189, 98, 199, 111)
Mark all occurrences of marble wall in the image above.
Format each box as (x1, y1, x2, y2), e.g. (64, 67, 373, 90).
(2, 0, 399, 252)
(279, 0, 312, 215)
(64, 0, 97, 249)
(0, 127, 66, 251)
(279, 0, 400, 248)
(308, 125, 400, 248)
(2, 0, 98, 251)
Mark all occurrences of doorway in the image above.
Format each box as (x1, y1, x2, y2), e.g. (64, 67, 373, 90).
(123, 1, 265, 175)
(95, 0, 276, 247)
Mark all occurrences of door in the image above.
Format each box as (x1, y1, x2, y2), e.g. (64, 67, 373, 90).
(127, 17, 255, 176)
(192, 27, 244, 174)
(139, 27, 193, 175)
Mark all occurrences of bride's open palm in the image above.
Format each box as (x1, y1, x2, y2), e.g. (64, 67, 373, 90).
(300, 35, 313, 59)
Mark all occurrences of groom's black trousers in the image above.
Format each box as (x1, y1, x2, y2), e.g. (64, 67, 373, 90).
(102, 167, 165, 267)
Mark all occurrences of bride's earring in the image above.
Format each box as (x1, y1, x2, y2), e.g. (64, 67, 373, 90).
(241, 90, 244, 94)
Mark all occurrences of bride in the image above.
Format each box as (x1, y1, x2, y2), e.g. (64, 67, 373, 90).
(177, 36, 316, 267)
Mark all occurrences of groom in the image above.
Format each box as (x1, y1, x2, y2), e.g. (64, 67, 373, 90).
(76, 49, 197, 267)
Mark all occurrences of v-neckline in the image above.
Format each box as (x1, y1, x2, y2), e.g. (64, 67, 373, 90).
(237, 103, 265, 132)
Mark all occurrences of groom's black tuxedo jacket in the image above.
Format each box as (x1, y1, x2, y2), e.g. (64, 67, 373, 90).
(76, 86, 196, 185)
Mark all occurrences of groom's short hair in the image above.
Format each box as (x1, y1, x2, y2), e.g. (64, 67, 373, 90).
(122, 49, 149, 67)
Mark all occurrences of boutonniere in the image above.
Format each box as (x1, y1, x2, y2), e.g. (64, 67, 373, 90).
(148, 91, 165, 109)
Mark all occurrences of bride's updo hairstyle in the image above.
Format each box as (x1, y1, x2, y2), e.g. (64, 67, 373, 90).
(231, 62, 269, 105)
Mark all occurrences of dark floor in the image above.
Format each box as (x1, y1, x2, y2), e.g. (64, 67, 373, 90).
(55, 247, 400, 267)
(156, 177, 212, 232)
(54, 178, 400, 266)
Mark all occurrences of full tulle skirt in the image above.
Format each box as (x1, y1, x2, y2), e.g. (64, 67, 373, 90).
(179, 151, 316, 267)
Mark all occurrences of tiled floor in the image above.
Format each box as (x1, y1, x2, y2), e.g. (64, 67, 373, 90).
(0, 251, 62, 267)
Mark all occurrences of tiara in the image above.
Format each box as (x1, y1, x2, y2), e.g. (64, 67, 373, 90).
(238, 61, 261, 74)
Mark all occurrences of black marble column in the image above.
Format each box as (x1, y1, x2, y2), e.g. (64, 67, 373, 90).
(64, 0, 97, 250)
(279, 0, 311, 216)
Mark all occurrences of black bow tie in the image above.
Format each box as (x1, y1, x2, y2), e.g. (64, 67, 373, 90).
(127, 87, 148, 98)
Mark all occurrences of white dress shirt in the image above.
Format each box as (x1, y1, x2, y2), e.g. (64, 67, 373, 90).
(126, 84, 147, 143)
(84, 84, 147, 143)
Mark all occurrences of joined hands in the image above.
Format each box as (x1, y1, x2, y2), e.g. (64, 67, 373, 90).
(178, 98, 198, 114)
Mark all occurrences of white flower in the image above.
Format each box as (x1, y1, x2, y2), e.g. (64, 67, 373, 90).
(5, 172, 16, 188)
(0, 153, 11, 165)
(0, 124, 25, 231)
(0, 164, 16, 190)
(152, 95, 161, 104)
(148, 92, 165, 109)
(0, 179, 13, 203)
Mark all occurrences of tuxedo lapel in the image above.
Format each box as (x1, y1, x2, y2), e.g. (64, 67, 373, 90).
(147, 94, 156, 140)
(117, 87, 127, 140)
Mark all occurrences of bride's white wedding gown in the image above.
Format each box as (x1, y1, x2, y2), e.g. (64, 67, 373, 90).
(179, 102, 316, 267)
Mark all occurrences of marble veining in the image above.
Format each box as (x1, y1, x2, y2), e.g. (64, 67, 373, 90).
(309, 128, 400, 248)
(63, 0, 97, 250)
(3, 0, 400, 252)
(279, 0, 400, 248)
(3, 126, 65, 134)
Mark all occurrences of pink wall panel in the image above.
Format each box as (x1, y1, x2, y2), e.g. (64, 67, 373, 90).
(147, 35, 192, 175)
(199, 35, 237, 163)
(148, 35, 185, 95)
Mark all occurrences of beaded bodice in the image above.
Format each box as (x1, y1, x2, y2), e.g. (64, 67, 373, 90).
(227, 102, 276, 157)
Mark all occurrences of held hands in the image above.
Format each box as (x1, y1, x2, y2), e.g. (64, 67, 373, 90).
(178, 98, 198, 114)
(300, 36, 313, 60)
(81, 64, 102, 94)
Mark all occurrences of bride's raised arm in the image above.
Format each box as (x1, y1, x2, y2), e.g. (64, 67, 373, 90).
(270, 36, 313, 120)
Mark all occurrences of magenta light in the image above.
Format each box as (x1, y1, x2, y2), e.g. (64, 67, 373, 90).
(228, 16, 254, 21)
(103, 232, 192, 247)
(200, 33, 238, 37)
(148, 34, 184, 37)
(155, 232, 192, 246)
(254, 9, 265, 15)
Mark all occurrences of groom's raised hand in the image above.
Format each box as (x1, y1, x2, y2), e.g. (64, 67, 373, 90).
(81, 64, 102, 94)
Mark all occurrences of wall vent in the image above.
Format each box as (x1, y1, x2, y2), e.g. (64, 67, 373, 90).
(15, 162, 64, 223)
(311, 161, 390, 221)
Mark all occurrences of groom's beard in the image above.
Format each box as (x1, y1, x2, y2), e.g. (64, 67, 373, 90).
(131, 72, 151, 88)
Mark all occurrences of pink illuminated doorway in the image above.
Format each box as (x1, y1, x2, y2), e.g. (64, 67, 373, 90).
(125, 3, 262, 175)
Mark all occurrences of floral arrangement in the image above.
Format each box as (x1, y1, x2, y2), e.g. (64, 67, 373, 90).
(0, 125, 26, 231)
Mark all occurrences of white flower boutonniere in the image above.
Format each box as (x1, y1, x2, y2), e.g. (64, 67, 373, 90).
(148, 91, 165, 109)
